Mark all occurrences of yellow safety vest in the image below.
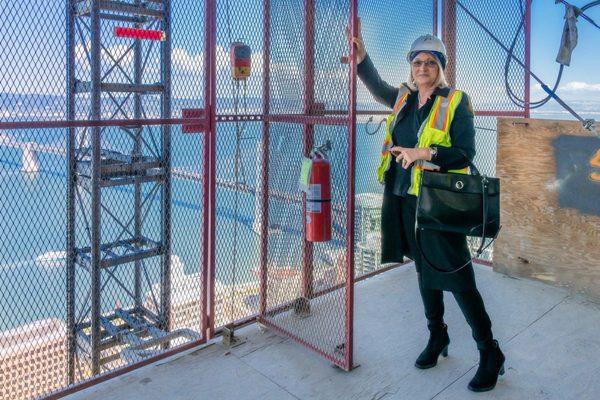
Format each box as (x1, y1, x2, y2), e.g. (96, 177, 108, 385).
(376, 86, 469, 196)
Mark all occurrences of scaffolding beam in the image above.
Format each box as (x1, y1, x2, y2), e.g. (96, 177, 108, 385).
(67, 0, 173, 381)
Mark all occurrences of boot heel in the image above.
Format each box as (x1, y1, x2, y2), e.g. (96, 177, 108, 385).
(442, 345, 448, 357)
(499, 364, 505, 375)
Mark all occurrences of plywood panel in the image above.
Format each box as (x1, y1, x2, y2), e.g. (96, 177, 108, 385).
(494, 118, 600, 299)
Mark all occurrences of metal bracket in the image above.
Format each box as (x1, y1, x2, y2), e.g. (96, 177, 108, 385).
(293, 297, 311, 318)
(222, 326, 245, 347)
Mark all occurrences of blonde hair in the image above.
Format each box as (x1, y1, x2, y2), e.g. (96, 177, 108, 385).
(406, 54, 449, 91)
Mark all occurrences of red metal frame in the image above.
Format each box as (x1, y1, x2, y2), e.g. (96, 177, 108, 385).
(200, 0, 214, 341)
(301, 0, 316, 303)
(475, 111, 527, 117)
(344, 0, 358, 371)
(258, 0, 271, 318)
(205, 0, 217, 340)
(524, 0, 531, 118)
(46, 339, 207, 399)
(441, 0, 457, 87)
(433, 0, 438, 35)
(0, 118, 205, 131)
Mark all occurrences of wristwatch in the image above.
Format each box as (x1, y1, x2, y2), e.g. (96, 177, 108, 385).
(429, 146, 438, 159)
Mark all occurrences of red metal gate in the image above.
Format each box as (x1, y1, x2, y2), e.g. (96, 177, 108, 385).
(253, 0, 359, 371)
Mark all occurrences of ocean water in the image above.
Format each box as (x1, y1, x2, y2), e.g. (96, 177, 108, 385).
(0, 121, 383, 331)
(4, 109, 595, 332)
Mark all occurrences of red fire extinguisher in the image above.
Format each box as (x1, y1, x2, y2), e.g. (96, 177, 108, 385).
(306, 143, 332, 242)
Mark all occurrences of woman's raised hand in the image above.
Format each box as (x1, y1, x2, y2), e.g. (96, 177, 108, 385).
(390, 146, 431, 170)
(344, 18, 366, 64)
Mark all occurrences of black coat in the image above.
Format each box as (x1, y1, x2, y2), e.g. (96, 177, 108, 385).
(358, 54, 477, 292)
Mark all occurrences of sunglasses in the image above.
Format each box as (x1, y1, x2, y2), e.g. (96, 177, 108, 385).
(411, 60, 438, 68)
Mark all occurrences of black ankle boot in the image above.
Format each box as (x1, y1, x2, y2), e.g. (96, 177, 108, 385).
(415, 323, 450, 369)
(468, 339, 505, 392)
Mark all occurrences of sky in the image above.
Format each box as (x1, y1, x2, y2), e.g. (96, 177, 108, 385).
(0, 0, 598, 117)
(529, 0, 600, 105)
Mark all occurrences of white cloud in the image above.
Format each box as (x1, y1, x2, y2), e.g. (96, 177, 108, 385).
(75, 41, 91, 64)
(251, 50, 264, 74)
(171, 45, 263, 74)
(559, 81, 600, 92)
(105, 44, 134, 66)
(75, 42, 135, 73)
(172, 47, 203, 73)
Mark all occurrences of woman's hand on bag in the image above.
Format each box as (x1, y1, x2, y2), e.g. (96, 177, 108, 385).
(344, 18, 366, 64)
(390, 146, 431, 169)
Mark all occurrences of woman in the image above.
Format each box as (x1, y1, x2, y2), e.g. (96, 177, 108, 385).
(347, 26, 505, 392)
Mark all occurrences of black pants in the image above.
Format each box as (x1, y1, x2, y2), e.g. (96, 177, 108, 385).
(418, 277, 493, 350)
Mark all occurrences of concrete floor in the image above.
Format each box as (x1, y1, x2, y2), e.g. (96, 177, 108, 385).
(67, 263, 600, 400)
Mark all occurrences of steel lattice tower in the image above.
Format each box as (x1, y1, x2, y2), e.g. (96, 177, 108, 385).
(65, 0, 195, 382)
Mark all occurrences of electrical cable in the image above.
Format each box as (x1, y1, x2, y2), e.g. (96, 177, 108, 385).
(455, 0, 597, 132)
(504, 0, 563, 109)
(364, 116, 386, 135)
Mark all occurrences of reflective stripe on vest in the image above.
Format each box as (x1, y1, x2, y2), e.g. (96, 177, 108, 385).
(376, 85, 412, 184)
(407, 89, 469, 196)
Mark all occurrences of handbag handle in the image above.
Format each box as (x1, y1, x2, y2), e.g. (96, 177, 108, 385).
(414, 171, 500, 274)
(476, 176, 489, 255)
(457, 148, 480, 176)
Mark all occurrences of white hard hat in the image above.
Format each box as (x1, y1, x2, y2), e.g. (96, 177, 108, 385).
(407, 34, 447, 68)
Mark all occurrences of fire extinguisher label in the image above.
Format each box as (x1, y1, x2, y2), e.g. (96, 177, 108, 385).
(306, 200, 322, 213)
(298, 157, 312, 192)
(307, 184, 321, 200)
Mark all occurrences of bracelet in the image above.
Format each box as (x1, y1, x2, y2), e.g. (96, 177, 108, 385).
(428, 146, 438, 160)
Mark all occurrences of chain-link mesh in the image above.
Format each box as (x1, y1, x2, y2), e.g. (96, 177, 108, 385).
(0, 1, 206, 122)
(0, 2, 66, 122)
(356, 0, 435, 113)
(452, 0, 528, 114)
(450, 0, 529, 261)
(0, 121, 207, 399)
(0, 128, 68, 400)
(0, 123, 206, 400)
(0, 0, 531, 397)
(213, 122, 263, 329)
(256, 0, 353, 370)
(264, 122, 351, 366)
(210, 0, 265, 332)
(1, 0, 208, 397)
(352, 0, 435, 277)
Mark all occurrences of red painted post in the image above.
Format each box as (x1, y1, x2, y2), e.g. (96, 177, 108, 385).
(345, 0, 358, 372)
(301, 0, 315, 304)
(442, 0, 457, 87)
(433, 0, 438, 35)
(524, 0, 531, 118)
(203, 0, 217, 340)
(258, 0, 271, 317)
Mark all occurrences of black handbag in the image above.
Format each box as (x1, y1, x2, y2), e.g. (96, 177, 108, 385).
(415, 156, 501, 274)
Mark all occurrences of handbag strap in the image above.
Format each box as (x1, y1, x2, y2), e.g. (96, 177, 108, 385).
(475, 176, 489, 255)
(414, 174, 501, 274)
(456, 148, 480, 176)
